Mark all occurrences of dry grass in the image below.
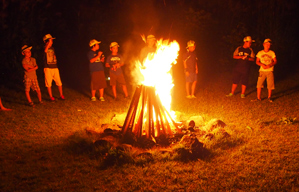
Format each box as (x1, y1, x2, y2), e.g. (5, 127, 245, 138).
(1, 71, 299, 191)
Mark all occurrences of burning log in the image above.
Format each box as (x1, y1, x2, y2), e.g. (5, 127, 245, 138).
(122, 85, 179, 139)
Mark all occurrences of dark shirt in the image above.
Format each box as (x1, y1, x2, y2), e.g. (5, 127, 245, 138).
(44, 46, 58, 68)
(106, 54, 124, 75)
(183, 51, 197, 73)
(87, 50, 105, 72)
(233, 46, 255, 73)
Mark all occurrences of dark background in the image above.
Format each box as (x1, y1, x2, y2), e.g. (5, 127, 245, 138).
(1, 0, 298, 94)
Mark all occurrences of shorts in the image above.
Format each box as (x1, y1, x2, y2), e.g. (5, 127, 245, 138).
(185, 72, 197, 83)
(110, 72, 126, 86)
(44, 68, 62, 87)
(24, 77, 40, 92)
(232, 70, 249, 86)
(91, 71, 107, 90)
(257, 71, 274, 90)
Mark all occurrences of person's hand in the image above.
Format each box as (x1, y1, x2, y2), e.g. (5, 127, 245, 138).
(97, 51, 103, 57)
(242, 55, 248, 60)
(100, 56, 105, 62)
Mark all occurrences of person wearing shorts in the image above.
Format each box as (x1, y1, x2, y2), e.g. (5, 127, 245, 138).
(227, 36, 255, 98)
(87, 39, 107, 101)
(183, 40, 198, 99)
(253, 38, 277, 102)
(43, 34, 64, 101)
(105, 42, 128, 100)
(21, 45, 43, 106)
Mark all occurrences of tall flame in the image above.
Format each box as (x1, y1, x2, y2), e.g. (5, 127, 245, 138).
(135, 39, 180, 116)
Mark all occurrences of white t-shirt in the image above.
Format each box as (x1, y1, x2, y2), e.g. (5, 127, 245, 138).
(256, 50, 276, 72)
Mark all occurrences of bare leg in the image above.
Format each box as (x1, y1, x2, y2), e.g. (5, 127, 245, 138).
(191, 81, 197, 96)
(99, 89, 104, 97)
(122, 85, 128, 97)
(112, 85, 117, 98)
(257, 88, 262, 100)
(58, 86, 63, 97)
(25, 91, 32, 103)
(231, 84, 238, 94)
(47, 87, 53, 98)
(0, 98, 12, 111)
(186, 82, 191, 96)
(36, 90, 42, 102)
(91, 90, 96, 98)
(241, 85, 246, 95)
(268, 89, 272, 99)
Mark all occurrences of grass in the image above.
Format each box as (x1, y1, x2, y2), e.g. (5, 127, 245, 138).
(1, 70, 299, 191)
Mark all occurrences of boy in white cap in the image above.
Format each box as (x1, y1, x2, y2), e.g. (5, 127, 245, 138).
(252, 39, 277, 102)
(139, 34, 157, 63)
(22, 45, 43, 106)
(105, 42, 128, 100)
(227, 36, 255, 98)
(87, 39, 107, 101)
(183, 40, 198, 99)
(43, 34, 65, 101)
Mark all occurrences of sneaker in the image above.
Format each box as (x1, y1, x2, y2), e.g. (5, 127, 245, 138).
(191, 95, 196, 99)
(99, 97, 105, 101)
(60, 95, 65, 100)
(50, 97, 55, 101)
(186, 95, 192, 99)
(226, 93, 234, 97)
(91, 97, 96, 101)
(241, 94, 246, 98)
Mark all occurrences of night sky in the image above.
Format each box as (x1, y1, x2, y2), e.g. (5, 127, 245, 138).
(1, 0, 299, 88)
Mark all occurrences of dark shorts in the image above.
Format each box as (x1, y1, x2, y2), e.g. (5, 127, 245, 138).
(185, 72, 197, 83)
(232, 69, 249, 86)
(91, 71, 107, 90)
(110, 72, 126, 86)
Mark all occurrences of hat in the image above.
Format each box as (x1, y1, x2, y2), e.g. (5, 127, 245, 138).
(147, 35, 156, 40)
(110, 42, 120, 48)
(43, 34, 55, 42)
(89, 39, 101, 47)
(186, 40, 195, 48)
(21, 45, 32, 52)
(264, 38, 272, 44)
(243, 36, 255, 42)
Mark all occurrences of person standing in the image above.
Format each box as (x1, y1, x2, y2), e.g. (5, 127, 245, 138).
(139, 34, 157, 63)
(227, 36, 255, 98)
(252, 39, 277, 102)
(21, 45, 43, 106)
(87, 39, 107, 101)
(183, 40, 198, 99)
(105, 42, 128, 100)
(43, 34, 65, 101)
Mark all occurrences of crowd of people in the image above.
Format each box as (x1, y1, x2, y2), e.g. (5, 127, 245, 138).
(0, 34, 277, 111)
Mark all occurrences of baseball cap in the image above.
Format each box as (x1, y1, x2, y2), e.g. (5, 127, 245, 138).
(89, 39, 101, 47)
(243, 36, 255, 42)
(21, 45, 32, 52)
(264, 38, 272, 44)
(186, 40, 195, 48)
(43, 34, 56, 42)
(147, 35, 156, 40)
(110, 42, 120, 48)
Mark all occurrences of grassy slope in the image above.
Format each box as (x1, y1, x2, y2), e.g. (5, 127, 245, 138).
(0, 71, 299, 191)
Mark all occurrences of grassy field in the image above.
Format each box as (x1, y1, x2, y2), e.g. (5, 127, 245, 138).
(1, 70, 299, 191)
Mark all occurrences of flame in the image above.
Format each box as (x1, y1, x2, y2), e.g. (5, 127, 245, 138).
(135, 39, 180, 119)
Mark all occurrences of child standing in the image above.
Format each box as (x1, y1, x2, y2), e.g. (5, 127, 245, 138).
(105, 42, 128, 100)
(87, 39, 107, 101)
(253, 38, 277, 102)
(183, 40, 198, 99)
(43, 34, 65, 101)
(21, 45, 43, 106)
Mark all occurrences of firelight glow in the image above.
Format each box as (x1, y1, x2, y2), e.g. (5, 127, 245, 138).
(136, 39, 180, 118)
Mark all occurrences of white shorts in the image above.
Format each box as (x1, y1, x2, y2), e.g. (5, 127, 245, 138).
(44, 68, 62, 87)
